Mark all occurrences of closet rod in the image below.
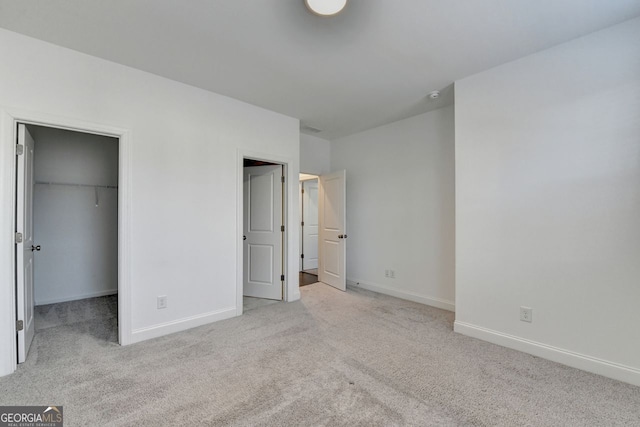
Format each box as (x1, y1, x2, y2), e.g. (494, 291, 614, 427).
(35, 181, 118, 190)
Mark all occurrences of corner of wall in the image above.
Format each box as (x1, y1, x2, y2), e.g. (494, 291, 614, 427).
(347, 279, 455, 312)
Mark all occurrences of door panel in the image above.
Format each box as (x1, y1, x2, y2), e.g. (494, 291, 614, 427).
(318, 170, 346, 291)
(323, 240, 340, 276)
(302, 180, 319, 270)
(249, 244, 274, 283)
(17, 124, 36, 363)
(249, 173, 274, 232)
(243, 165, 283, 300)
(323, 178, 341, 230)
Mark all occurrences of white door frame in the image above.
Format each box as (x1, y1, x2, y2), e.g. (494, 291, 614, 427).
(299, 177, 319, 272)
(298, 173, 319, 273)
(0, 107, 132, 376)
(236, 149, 297, 315)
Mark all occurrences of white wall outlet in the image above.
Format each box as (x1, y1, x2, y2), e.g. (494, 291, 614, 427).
(157, 295, 167, 309)
(389, 269, 395, 279)
(385, 269, 390, 277)
(520, 306, 533, 323)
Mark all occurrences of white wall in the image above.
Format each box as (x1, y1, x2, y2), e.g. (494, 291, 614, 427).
(454, 17, 640, 386)
(300, 134, 331, 175)
(0, 28, 300, 376)
(32, 126, 119, 305)
(331, 106, 455, 311)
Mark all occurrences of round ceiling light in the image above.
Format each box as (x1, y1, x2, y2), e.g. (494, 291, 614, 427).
(305, 0, 348, 16)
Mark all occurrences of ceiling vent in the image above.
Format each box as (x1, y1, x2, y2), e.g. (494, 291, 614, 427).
(300, 124, 323, 134)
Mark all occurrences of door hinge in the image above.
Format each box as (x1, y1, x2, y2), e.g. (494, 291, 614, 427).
(301, 188, 304, 194)
(281, 225, 285, 232)
(301, 253, 304, 259)
(15, 232, 23, 243)
(280, 274, 285, 281)
(281, 176, 285, 183)
(16, 320, 23, 332)
(16, 144, 24, 156)
(301, 221, 304, 226)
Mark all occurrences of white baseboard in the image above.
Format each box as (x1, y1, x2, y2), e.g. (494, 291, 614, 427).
(130, 307, 237, 344)
(36, 289, 118, 306)
(290, 290, 301, 302)
(454, 321, 640, 387)
(347, 279, 455, 312)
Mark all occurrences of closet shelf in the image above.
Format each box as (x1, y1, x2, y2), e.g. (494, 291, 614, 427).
(35, 181, 118, 189)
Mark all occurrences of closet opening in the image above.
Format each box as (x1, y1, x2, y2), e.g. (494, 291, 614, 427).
(15, 123, 119, 363)
(241, 158, 288, 312)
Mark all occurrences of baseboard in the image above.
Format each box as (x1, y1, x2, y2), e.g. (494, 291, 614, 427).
(130, 307, 237, 344)
(347, 279, 455, 312)
(454, 321, 640, 387)
(290, 290, 301, 302)
(35, 289, 118, 306)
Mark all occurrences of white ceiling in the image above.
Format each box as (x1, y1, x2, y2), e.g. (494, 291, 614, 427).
(1, 1, 639, 139)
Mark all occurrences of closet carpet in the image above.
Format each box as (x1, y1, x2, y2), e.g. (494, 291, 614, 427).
(34, 294, 118, 333)
(1, 284, 639, 426)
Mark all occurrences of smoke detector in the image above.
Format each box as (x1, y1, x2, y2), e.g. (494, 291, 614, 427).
(428, 91, 440, 100)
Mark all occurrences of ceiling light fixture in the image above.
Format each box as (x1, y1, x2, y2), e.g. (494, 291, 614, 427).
(305, 0, 348, 17)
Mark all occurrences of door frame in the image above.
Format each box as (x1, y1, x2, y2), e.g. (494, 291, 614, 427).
(236, 149, 297, 315)
(0, 107, 132, 376)
(299, 176, 319, 272)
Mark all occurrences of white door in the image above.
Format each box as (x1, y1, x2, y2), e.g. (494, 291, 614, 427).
(302, 179, 319, 270)
(243, 165, 283, 300)
(16, 124, 36, 363)
(318, 170, 347, 291)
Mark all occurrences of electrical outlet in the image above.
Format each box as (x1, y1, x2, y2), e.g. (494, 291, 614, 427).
(389, 270, 395, 279)
(385, 269, 390, 278)
(520, 306, 532, 323)
(157, 295, 167, 309)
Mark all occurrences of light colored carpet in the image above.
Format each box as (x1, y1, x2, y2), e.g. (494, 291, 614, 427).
(35, 295, 118, 332)
(242, 296, 280, 312)
(1, 284, 639, 426)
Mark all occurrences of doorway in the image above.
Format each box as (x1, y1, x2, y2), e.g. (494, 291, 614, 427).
(15, 123, 120, 363)
(299, 170, 348, 292)
(242, 158, 287, 309)
(299, 174, 319, 286)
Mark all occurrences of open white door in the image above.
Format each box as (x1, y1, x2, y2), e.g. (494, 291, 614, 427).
(16, 124, 36, 363)
(302, 179, 319, 270)
(318, 170, 346, 291)
(243, 165, 284, 300)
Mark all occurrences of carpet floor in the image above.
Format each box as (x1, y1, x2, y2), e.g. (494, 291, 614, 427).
(34, 294, 118, 333)
(1, 284, 639, 426)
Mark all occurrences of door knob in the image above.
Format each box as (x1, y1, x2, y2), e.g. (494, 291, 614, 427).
(31, 245, 41, 252)
(243, 235, 247, 241)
